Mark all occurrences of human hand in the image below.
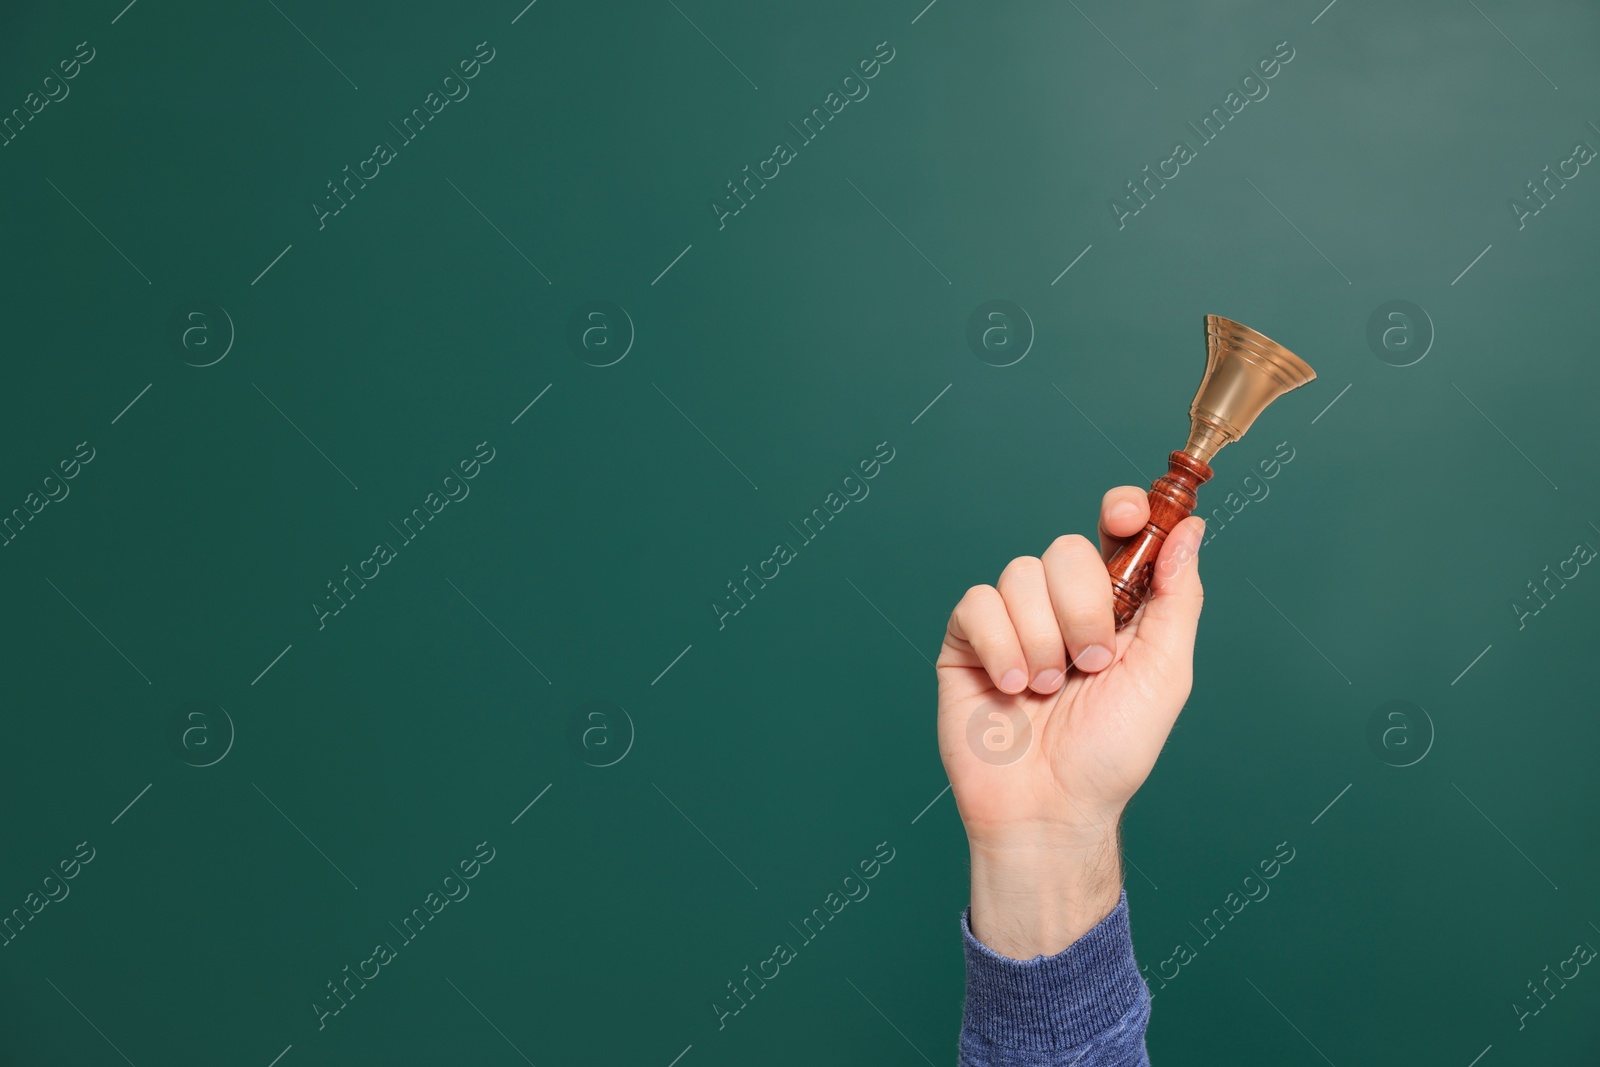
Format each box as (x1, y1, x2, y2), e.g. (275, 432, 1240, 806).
(936, 487, 1205, 958)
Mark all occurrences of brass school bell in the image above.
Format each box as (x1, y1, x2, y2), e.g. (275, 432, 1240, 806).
(1105, 315, 1316, 629)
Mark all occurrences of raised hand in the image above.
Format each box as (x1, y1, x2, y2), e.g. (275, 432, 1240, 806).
(936, 487, 1205, 958)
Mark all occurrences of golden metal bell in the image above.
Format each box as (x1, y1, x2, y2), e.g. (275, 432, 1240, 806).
(1183, 315, 1317, 463)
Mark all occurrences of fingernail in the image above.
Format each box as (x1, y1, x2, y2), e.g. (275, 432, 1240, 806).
(1110, 501, 1140, 522)
(1032, 669, 1064, 692)
(1076, 644, 1113, 672)
(999, 669, 1027, 693)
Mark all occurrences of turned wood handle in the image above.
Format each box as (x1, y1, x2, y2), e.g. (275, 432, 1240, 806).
(1105, 451, 1213, 629)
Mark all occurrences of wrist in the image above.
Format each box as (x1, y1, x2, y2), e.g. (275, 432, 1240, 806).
(966, 814, 1126, 960)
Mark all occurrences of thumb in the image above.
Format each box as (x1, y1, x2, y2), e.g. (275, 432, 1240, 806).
(1127, 515, 1205, 672)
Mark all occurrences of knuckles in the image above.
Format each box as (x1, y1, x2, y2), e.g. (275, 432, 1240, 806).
(1045, 533, 1096, 562)
(997, 556, 1042, 585)
(962, 583, 996, 606)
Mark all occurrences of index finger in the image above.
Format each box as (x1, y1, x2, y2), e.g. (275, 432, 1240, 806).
(1098, 485, 1151, 561)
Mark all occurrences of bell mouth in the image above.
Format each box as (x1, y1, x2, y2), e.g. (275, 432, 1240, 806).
(1203, 315, 1316, 391)
(1183, 315, 1316, 463)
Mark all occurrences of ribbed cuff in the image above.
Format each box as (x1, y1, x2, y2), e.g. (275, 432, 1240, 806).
(960, 889, 1150, 1054)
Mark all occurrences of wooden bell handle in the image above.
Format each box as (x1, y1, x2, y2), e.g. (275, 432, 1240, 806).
(1106, 450, 1214, 629)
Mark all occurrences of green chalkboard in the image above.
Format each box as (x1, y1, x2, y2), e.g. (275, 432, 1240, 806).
(2, 0, 1598, 1063)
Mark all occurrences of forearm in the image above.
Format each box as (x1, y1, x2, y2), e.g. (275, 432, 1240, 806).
(959, 822, 1151, 1066)
(938, 492, 1203, 1065)
(968, 831, 1125, 960)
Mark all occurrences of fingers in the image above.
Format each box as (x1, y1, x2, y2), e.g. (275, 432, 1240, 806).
(1131, 515, 1206, 671)
(997, 557, 1068, 694)
(1041, 534, 1117, 674)
(947, 559, 1075, 697)
(946, 584, 1030, 694)
(1098, 486, 1150, 561)
(945, 495, 1160, 695)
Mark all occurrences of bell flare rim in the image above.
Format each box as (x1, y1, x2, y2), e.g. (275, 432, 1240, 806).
(1203, 313, 1317, 387)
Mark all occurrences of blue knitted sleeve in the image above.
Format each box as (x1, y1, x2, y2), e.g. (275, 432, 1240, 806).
(958, 891, 1152, 1066)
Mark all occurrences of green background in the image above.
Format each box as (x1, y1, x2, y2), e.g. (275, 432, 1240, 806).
(2, 0, 1598, 1063)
